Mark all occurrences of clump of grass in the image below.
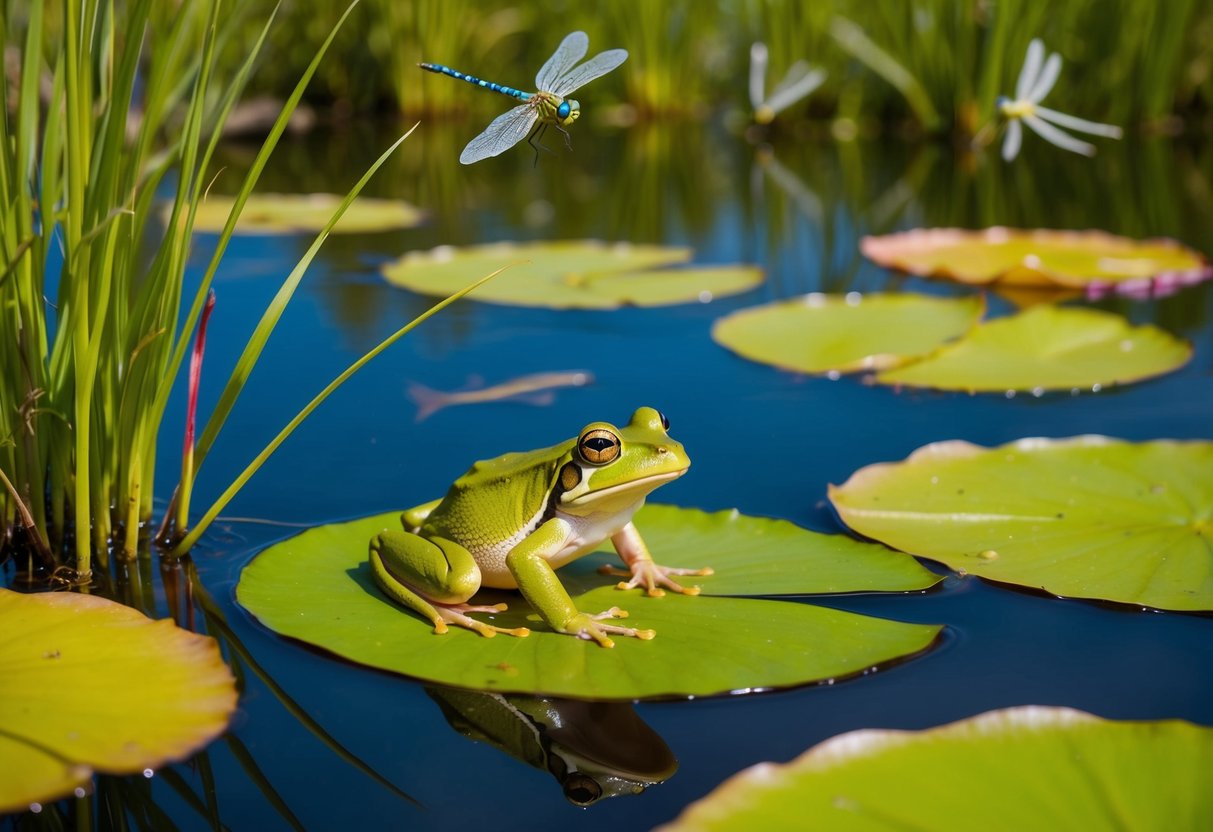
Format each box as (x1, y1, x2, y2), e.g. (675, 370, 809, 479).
(0, 0, 489, 578)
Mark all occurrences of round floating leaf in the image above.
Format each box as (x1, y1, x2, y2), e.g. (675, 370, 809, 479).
(0, 589, 237, 813)
(189, 193, 424, 234)
(861, 227, 1213, 297)
(829, 437, 1213, 611)
(660, 707, 1213, 831)
(572, 504, 940, 596)
(236, 507, 941, 699)
(380, 240, 763, 308)
(875, 305, 1190, 392)
(711, 293, 984, 374)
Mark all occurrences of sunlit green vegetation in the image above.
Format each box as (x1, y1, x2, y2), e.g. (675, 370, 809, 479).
(0, 0, 477, 578)
(217, 0, 1213, 130)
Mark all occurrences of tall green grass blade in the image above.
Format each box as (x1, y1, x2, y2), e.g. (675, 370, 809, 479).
(171, 264, 508, 556)
(830, 16, 941, 132)
(153, 0, 363, 437)
(166, 124, 415, 541)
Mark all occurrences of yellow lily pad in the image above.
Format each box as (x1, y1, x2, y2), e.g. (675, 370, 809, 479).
(190, 193, 424, 234)
(380, 240, 763, 309)
(861, 228, 1212, 297)
(875, 305, 1191, 392)
(0, 588, 238, 813)
(661, 707, 1213, 830)
(712, 293, 984, 374)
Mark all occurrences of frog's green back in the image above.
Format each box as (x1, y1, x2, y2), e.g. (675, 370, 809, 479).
(424, 438, 574, 547)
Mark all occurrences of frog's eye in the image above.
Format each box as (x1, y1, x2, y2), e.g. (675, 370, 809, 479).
(658, 411, 670, 431)
(578, 428, 620, 465)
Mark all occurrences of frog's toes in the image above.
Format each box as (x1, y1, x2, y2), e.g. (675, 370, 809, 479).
(436, 606, 530, 639)
(568, 608, 656, 647)
(603, 561, 713, 596)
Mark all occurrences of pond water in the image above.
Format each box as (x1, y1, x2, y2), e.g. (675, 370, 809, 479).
(35, 123, 1213, 827)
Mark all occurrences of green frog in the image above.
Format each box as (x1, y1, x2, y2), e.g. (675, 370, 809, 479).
(368, 407, 710, 647)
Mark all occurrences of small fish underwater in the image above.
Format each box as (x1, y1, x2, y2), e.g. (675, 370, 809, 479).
(407, 370, 595, 421)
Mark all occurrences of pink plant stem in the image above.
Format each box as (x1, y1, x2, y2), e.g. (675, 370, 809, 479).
(176, 290, 216, 533)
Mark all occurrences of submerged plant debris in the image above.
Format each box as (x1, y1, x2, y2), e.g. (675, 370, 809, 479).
(237, 506, 941, 699)
(861, 228, 1212, 298)
(380, 240, 763, 308)
(660, 707, 1213, 830)
(830, 436, 1213, 611)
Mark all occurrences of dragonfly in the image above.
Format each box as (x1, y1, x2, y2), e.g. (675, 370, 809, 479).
(419, 31, 628, 165)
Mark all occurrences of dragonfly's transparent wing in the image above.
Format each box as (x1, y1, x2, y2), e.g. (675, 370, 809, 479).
(1027, 53, 1062, 103)
(535, 31, 588, 92)
(1033, 106, 1122, 138)
(765, 62, 826, 115)
(459, 104, 538, 165)
(551, 49, 629, 97)
(1023, 113, 1095, 156)
(1015, 39, 1044, 101)
(749, 42, 768, 110)
(1001, 118, 1023, 161)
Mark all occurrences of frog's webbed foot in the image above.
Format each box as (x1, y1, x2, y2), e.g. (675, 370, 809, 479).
(599, 561, 714, 597)
(436, 602, 530, 639)
(564, 607, 655, 648)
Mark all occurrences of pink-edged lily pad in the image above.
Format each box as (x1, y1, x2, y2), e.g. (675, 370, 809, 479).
(861, 228, 1212, 299)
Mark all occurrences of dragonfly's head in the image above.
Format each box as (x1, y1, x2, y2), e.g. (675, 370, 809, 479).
(556, 98, 580, 126)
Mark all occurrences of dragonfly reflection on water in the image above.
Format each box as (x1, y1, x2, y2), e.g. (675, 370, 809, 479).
(419, 31, 628, 165)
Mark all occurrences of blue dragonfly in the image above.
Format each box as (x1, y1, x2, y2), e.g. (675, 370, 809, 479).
(420, 31, 628, 165)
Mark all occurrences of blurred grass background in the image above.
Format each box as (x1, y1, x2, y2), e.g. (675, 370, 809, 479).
(212, 0, 1213, 133)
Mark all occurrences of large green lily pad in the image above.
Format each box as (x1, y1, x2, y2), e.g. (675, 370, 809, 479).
(660, 707, 1213, 830)
(189, 193, 424, 234)
(0, 589, 237, 813)
(380, 241, 763, 309)
(829, 436, 1213, 611)
(875, 305, 1190, 392)
(236, 506, 941, 699)
(712, 293, 984, 374)
(861, 227, 1213, 297)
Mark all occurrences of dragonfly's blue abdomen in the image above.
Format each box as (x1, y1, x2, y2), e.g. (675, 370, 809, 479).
(418, 63, 531, 102)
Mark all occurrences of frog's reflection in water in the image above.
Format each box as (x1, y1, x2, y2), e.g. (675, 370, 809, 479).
(426, 686, 677, 805)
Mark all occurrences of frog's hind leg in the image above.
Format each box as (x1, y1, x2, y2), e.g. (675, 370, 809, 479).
(369, 530, 529, 638)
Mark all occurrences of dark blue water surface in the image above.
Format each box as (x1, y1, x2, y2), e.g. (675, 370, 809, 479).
(100, 124, 1213, 827)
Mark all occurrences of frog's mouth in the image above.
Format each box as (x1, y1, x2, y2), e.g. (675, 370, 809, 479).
(564, 468, 687, 508)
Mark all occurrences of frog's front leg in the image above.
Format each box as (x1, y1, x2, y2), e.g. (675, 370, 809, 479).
(507, 518, 655, 648)
(599, 521, 714, 597)
(370, 529, 530, 638)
